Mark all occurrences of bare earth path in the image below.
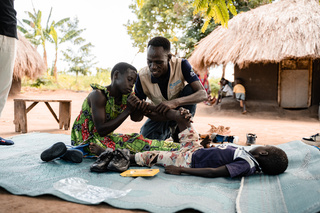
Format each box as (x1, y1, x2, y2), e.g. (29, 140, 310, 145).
(0, 88, 319, 212)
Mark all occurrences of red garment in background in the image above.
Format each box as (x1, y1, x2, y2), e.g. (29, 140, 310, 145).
(199, 73, 211, 95)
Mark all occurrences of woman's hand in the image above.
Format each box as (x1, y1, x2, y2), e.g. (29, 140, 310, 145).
(127, 95, 141, 112)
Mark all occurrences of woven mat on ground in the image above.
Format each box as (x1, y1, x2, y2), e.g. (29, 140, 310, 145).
(0, 133, 319, 213)
(237, 141, 320, 213)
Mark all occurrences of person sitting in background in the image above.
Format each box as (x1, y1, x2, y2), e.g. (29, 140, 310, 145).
(197, 71, 216, 105)
(216, 78, 233, 105)
(233, 78, 247, 114)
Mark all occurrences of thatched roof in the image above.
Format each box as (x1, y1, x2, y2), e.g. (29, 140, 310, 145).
(188, 0, 320, 71)
(13, 32, 46, 80)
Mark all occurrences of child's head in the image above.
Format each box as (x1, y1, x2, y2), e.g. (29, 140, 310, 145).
(235, 78, 243, 85)
(111, 62, 137, 94)
(111, 62, 137, 79)
(250, 145, 288, 175)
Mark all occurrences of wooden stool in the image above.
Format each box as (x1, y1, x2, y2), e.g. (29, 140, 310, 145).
(14, 98, 72, 133)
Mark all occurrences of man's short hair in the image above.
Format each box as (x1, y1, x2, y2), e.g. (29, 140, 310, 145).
(259, 146, 288, 175)
(147, 36, 171, 52)
(111, 62, 137, 79)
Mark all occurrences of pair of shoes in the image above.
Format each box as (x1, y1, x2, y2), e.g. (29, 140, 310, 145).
(90, 148, 130, 173)
(0, 137, 14, 145)
(246, 133, 257, 146)
(40, 142, 83, 163)
(302, 133, 320, 142)
(90, 148, 114, 173)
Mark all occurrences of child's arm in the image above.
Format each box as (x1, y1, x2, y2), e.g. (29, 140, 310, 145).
(164, 165, 230, 178)
(89, 91, 137, 136)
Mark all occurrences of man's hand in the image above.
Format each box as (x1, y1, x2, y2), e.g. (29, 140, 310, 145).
(165, 165, 182, 175)
(155, 100, 179, 115)
(137, 99, 152, 115)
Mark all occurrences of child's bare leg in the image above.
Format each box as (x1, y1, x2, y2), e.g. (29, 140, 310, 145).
(165, 107, 192, 133)
(89, 143, 106, 156)
(242, 101, 247, 114)
(240, 100, 243, 107)
(146, 104, 192, 131)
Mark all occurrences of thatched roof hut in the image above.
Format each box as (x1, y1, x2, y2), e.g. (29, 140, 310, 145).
(13, 32, 46, 80)
(188, 0, 320, 71)
(188, 0, 320, 109)
(10, 32, 46, 95)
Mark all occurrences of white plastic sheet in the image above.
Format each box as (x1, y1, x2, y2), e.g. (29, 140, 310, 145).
(53, 177, 131, 204)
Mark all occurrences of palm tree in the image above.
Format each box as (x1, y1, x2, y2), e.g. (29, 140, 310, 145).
(47, 17, 84, 81)
(17, 8, 48, 70)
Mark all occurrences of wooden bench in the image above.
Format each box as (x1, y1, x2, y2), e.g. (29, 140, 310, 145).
(13, 98, 72, 133)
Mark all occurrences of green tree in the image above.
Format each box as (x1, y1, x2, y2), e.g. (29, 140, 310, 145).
(18, 8, 49, 69)
(126, 0, 192, 54)
(47, 16, 84, 81)
(181, 0, 271, 57)
(129, 0, 271, 56)
(193, 0, 237, 32)
(96, 67, 111, 74)
(62, 37, 97, 82)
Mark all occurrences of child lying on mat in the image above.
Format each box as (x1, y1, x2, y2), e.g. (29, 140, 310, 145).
(90, 107, 289, 178)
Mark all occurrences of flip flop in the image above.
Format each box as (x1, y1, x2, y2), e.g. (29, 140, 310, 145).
(0, 137, 14, 145)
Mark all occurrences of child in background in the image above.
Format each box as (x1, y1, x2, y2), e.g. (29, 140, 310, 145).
(233, 78, 247, 114)
(216, 78, 233, 105)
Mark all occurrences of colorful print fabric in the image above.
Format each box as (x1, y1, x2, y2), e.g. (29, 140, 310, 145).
(71, 83, 180, 156)
(135, 126, 202, 168)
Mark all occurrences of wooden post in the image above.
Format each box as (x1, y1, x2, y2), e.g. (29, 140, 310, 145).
(14, 100, 27, 133)
(59, 101, 71, 130)
(222, 64, 226, 78)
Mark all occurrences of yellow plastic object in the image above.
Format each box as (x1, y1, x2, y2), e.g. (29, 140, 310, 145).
(120, 169, 160, 177)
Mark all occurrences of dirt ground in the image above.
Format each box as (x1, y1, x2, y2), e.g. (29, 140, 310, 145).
(1, 88, 319, 213)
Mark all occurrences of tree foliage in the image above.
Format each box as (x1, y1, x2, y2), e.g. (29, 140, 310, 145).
(126, 0, 193, 54)
(128, 0, 271, 57)
(48, 16, 84, 81)
(62, 37, 97, 82)
(18, 8, 49, 69)
(193, 0, 237, 32)
(18, 8, 94, 81)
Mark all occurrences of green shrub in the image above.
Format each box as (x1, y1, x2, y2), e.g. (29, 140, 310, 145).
(22, 72, 111, 92)
(209, 78, 221, 97)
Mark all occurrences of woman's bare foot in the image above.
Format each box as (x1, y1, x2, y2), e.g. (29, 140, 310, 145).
(89, 143, 106, 156)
